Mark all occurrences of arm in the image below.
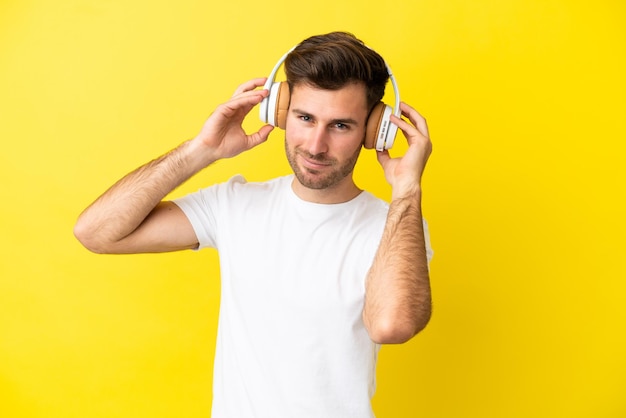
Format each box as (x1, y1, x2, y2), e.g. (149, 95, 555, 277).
(362, 102, 433, 344)
(74, 78, 274, 254)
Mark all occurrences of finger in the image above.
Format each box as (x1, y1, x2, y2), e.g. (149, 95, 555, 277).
(232, 78, 268, 97)
(399, 102, 429, 139)
(376, 149, 391, 167)
(390, 114, 417, 137)
(390, 114, 426, 149)
(245, 124, 275, 149)
(390, 114, 432, 155)
(222, 89, 269, 113)
(249, 124, 275, 146)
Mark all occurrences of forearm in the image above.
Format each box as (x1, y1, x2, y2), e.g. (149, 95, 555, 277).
(363, 189, 432, 344)
(74, 139, 213, 252)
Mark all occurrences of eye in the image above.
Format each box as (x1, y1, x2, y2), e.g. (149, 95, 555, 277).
(299, 115, 312, 122)
(334, 122, 348, 130)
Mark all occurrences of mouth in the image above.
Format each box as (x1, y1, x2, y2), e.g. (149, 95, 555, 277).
(298, 152, 333, 171)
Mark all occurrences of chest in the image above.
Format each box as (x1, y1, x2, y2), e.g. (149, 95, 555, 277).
(216, 198, 383, 316)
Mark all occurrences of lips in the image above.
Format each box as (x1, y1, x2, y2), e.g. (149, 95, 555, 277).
(298, 152, 333, 171)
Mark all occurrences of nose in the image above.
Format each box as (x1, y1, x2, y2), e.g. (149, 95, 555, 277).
(304, 125, 329, 155)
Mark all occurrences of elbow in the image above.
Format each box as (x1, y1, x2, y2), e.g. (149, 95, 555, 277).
(365, 309, 432, 345)
(73, 220, 110, 254)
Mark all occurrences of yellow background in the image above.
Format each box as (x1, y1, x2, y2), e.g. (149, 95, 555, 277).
(1, 0, 625, 417)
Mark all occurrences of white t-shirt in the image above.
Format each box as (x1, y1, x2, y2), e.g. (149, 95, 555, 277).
(174, 175, 431, 418)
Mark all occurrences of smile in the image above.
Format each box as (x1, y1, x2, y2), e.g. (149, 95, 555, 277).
(299, 153, 333, 170)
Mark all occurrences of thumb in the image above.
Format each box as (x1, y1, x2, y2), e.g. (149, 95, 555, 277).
(248, 124, 275, 147)
(376, 149, 391, 168)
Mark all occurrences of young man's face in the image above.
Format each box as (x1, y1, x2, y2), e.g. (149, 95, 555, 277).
(284, 82, 369, 195)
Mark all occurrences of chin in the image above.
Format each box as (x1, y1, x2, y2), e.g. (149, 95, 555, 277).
(294, 167, 350, 191)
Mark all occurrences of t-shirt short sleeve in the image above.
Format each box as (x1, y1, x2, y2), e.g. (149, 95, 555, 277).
(172, 175, 248, 250)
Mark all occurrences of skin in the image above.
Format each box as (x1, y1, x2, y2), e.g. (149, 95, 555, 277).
(363, 105, 433, 343)
(74, 77, 433, 344)
(284, 82, 367, 203)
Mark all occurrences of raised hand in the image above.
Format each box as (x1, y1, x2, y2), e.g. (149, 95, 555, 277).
(193, 78, 275, 161)
(376, 102, 432, 200)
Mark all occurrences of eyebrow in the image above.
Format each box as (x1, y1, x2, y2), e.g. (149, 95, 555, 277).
(291, 108, 360, 126)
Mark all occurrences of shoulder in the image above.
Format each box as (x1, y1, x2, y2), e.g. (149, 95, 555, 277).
(223, 174, 292, 193)
(173, 175, 292, 212)
(185, 174, 292, 198)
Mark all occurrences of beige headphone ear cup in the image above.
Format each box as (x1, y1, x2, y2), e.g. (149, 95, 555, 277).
(275, 82, 290, 129)
(364, 102, 385, 149)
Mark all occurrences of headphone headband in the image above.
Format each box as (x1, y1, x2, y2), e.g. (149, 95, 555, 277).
(259, 43, 401, 151)
(261, 46, 296, 93)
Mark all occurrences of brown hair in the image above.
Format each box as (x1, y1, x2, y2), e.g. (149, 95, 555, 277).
(284, 32, 389, 112)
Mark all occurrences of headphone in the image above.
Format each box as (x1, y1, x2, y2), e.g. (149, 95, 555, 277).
(259, 45, 401, 151)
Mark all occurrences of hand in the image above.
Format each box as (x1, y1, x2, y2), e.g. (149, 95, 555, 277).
(193, 78, 275, 160)
(376, 102, 432, 199)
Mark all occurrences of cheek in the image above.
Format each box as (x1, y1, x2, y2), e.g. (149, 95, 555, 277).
(341, 131, 366, 154)
(284, 120, 301, 143)
(283, 129, 297, 152)
(284, 124, 317, 154)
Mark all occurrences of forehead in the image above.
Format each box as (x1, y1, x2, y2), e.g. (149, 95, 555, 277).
(289, 82, 369, 121)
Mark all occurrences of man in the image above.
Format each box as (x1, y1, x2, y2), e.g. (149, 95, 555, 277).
(74, 31, 433, 417)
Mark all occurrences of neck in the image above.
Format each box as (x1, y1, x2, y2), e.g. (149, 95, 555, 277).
(291, 176, 362, 204)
